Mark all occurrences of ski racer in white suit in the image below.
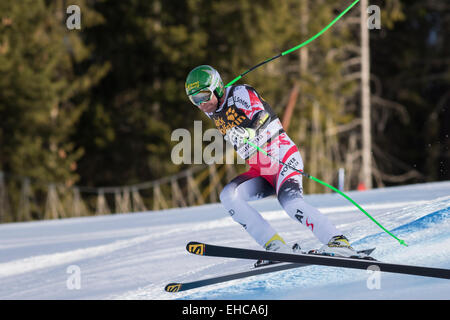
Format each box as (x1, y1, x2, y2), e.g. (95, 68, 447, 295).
(185, 65, 359, 257)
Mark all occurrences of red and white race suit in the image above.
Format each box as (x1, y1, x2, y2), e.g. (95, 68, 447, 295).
(204, 85, 340, 247)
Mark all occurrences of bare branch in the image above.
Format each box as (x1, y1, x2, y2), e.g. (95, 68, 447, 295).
(371, 95, 410, 124)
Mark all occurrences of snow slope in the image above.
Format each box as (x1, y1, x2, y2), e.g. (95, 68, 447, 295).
(0, 181, 449, 300)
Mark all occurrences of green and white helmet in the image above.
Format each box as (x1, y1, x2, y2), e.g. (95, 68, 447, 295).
(185, 65, 225, 106)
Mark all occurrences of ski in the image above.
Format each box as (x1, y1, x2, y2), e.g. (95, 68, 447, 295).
(254, 247, 376, 268)
(186, 241, 450, 280)
(165, 262, 306, 293)
(165, 247, 377, 292)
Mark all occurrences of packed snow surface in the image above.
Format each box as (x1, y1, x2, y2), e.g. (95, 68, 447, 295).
(0, 181, 449, 299)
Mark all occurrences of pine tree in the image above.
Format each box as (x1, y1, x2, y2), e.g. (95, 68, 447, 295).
(370, 0, 449, 183)
(73, 0, 212, 187)
(0, 0, 106, 220)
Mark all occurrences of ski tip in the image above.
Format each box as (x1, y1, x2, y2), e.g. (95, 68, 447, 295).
(186, 242, 206, 256)
(165, 283, 182, 293)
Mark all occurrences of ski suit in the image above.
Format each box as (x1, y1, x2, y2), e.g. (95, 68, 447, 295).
(204, 84, 340, 247)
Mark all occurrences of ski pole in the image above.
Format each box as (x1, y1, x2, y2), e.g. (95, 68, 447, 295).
(244, 138, 408, 247)
(225, 0, 361, 88)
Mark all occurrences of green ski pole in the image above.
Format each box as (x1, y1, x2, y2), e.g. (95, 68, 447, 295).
(244, 138, 408, 247)
(225, 0, 361, 88)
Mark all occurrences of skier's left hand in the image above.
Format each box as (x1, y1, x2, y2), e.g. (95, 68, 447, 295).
(225, 126, 255, 146)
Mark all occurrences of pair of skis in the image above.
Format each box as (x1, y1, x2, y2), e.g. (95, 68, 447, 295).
(165, 241, 450, 293)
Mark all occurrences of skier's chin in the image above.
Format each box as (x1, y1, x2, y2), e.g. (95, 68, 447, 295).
(200, 103, 217, 113)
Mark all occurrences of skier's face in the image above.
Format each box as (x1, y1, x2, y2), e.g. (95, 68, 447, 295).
(198, 94, 218, 113)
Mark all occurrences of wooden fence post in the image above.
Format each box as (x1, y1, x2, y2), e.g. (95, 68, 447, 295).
(115, 188, 131, 213)
(131, 187, 147, 212)
(96, 189, 111, 215)
(186, 169, 204, 206)
(171, 178, 187, 208)
(44, 184, 66, 219)
(0, 172, 11, 222)
(153, 183, 168, 211)
(18, 178, 32, 221)
(208, 165, 224, 203)
(73, 187, 89, 217)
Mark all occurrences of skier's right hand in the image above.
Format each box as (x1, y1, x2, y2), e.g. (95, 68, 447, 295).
(225, 126, 254, 147)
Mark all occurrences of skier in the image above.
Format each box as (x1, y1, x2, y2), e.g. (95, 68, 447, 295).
(185, 65, 360, 258)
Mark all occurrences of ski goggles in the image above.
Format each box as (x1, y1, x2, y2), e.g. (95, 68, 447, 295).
(188, 88, 214, 107)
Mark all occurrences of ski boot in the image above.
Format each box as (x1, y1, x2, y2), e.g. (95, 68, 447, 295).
(254, 234, 302, 268)
(312, 235, 367, 258)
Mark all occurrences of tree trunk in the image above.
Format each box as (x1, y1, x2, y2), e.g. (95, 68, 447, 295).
(360, 0, 373, 189)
